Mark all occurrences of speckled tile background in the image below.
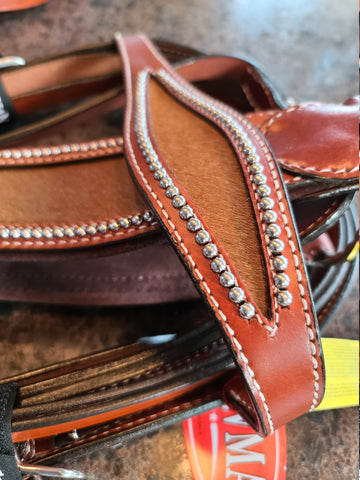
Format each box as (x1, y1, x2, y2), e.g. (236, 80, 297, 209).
(0, 0, 358, 479)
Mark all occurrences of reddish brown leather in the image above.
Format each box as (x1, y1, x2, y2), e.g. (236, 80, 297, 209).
(116, 33, 324, 436)
(247, 102, 359, 181)
(0, 0, 47, 12)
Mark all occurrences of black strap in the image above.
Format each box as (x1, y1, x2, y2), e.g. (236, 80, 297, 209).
(0, 80, 17, 134)
(0, 383, 21, 480)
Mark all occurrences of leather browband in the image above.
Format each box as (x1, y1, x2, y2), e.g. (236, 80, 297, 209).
(116, 34, 325, 436)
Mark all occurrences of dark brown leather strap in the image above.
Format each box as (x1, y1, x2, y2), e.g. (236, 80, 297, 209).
(116, 33, 324, 436)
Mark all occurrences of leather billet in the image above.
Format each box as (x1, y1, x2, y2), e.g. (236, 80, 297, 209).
(115, 34, 324, 436)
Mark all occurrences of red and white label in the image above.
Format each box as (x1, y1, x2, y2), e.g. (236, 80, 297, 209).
(183, 405, 287, 480)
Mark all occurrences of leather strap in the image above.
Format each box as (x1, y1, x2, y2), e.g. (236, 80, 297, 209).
(0, 0, 47, 12)
(116, 34, 325, 436)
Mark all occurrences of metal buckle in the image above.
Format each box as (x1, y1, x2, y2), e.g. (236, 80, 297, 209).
(0, 56, 26, 70)
(15, 450, 85, 479)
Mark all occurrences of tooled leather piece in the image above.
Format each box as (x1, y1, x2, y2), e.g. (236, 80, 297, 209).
(116, 33, 324, 436)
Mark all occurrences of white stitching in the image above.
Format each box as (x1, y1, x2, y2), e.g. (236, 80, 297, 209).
(118, 34, 275, 435)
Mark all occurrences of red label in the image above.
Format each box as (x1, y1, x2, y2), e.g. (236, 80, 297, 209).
(183, 405, 287, 480)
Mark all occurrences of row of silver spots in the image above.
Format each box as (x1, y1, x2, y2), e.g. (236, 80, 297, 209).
(0, 138, 123, 160)
(134, 72, 257, 321)
(0, 211, 154, 240)
(155, 69, 292, 309)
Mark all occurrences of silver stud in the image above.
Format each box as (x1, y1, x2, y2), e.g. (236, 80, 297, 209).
(75, 226, 86, 237)
(22, 150, 32, 159)
(154, 168, 166, 180)
(265, 223, 282, 238)
(85, 225, 97, 236)
(172, 195, 186, 209)
(253, 173, 267, 185)
(269, 238, 285, 254)
(131, 215, 143, 226)
(219, 271, 236, 288)
(229, 287, 245, 304)
(31, 227, 43, 239)
(273, 255, 288, 271)
(97, 222, 108, 234)
(256, 185, 271, 197)
(259, 197, 275, 210)
(20, 228, 32, 239)
(10, 228, 21, 239)
(239, 303, 255, 320)
(42, 227, 53, 239)
(203, 243, 218, 259)
(165, 186, 179, 198)
(108, 220, 120, 232)
(12, 150, 21, 160)
(211, 256, 227, 273)
(159, 177, 172, 189)
(0, 227, 9, 239)
(179, 205, 194, 220)
(250, 163, 264, 174)
(1, 150, 11, 159)
(274, 272, 290, 289)
(246, 154, 260, 165)
(143, 211, 154, 222)
(263, 210, 278, 224)
(53, 227, 65, 238)
(187, 217, 202, 232)
(120, 218, 131, 229)
(63, 226, 75, 238)
(243, 146, 253, 155)
(195, 229, 211, 245)
(149, 161, 161, 172)
(278, 290, 293, 307)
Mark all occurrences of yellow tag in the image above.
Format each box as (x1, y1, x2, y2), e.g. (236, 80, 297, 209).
(315, 338, 359, 411)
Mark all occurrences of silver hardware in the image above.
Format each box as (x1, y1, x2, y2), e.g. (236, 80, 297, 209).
(187, 217, 202, 232)
(229, 287, 245, 304)
(171, 195, 186, 209)
(265, 223, 282, 238)
(16, 451, 85, 479)
(0, 56, 25, 70)
(210, 256, 227, 274)
(195, 229, 211, 245)
(259, 197, 275, 211)
(239, 303, 256, 319)
(203, 243, 218, 259)
(273, 255, 288, 271)
(274, 272, 290, 289)
(165, 186, 179, 198)
(179, 205, 193, 220)
(256, 185, 271, 197)
(277, 290, 293, 307)
(219, 271, 236, 288)
(262, 210, 278, 224)
(269, 238, 285, 254)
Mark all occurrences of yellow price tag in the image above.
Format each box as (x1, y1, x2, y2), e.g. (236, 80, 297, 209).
(315, 338, 359, 411)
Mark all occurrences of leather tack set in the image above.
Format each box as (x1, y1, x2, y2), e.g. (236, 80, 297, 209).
(0, 33, 358, 479)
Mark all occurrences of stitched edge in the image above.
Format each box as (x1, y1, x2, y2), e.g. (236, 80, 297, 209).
(120, 34, 275, 435)
(154, 70, 280, 337)
(299, 200, 338, 237)
(240, 116, 321, 411)
(30, 392, 219, 461)
(261, 105, 358, 175)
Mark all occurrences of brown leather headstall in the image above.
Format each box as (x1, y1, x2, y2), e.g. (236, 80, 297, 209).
(0, 33, 358, 477)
